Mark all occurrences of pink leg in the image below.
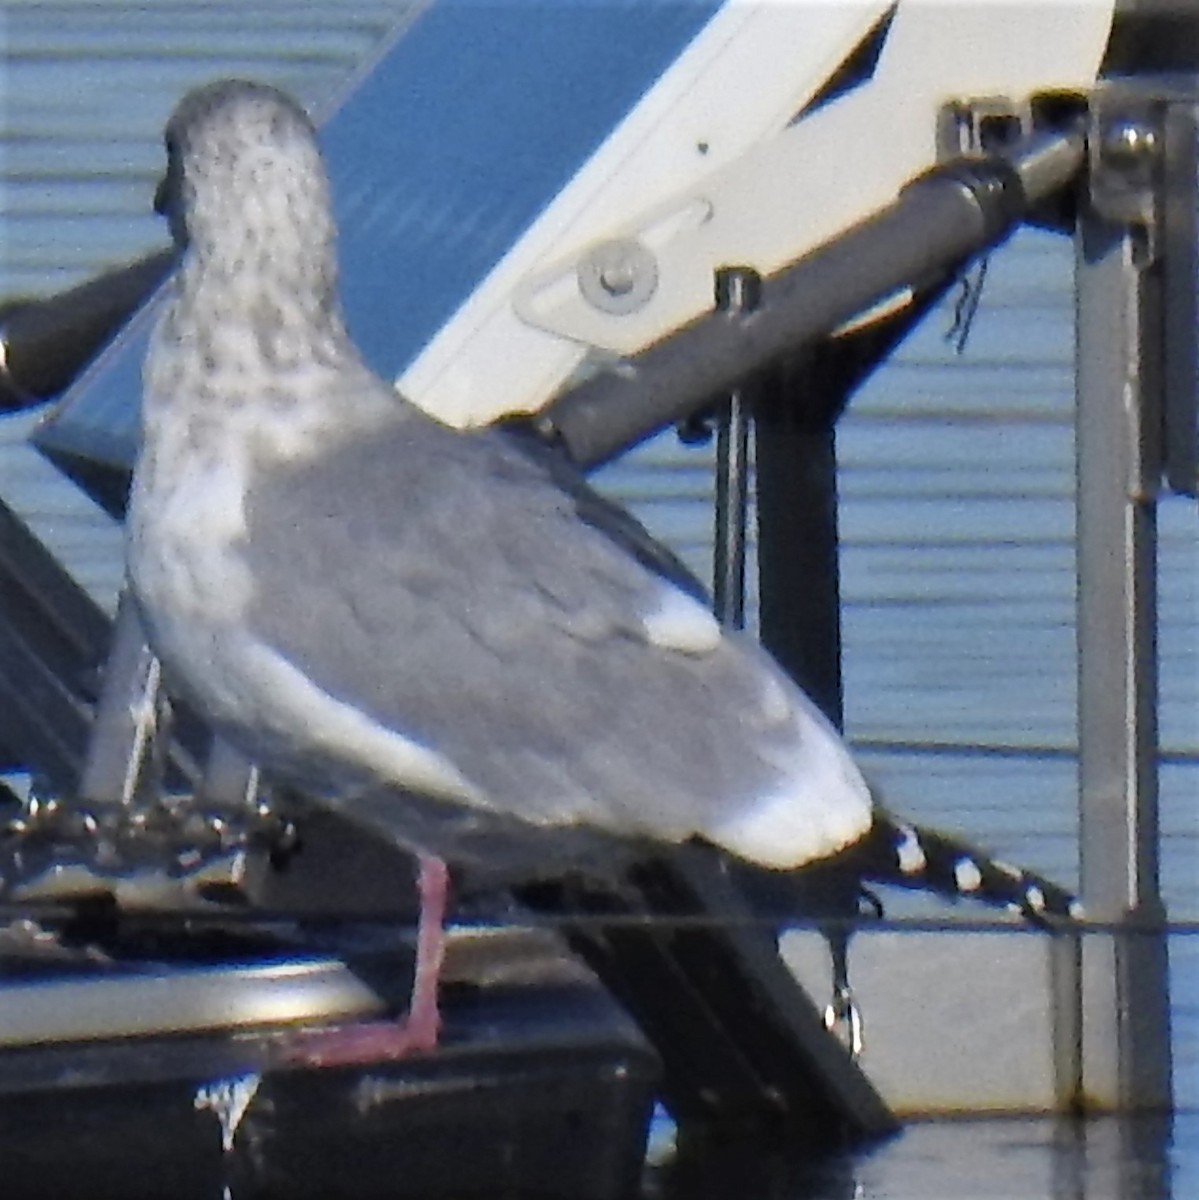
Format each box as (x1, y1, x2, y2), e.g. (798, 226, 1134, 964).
(277, 852, 450, 1066)
(402, 853, 449, 1051)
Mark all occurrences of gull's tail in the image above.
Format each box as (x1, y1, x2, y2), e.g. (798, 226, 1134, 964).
(830, 809, 1082, 925)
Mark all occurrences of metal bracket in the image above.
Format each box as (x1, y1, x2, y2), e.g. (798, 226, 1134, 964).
(1068, 75, 1199, 1110)
(395, 1, 1113, 427)
(1089, 84, 1164, 259)
(513, 83, 1096, 359)
(1087, 76, 1199, 497)
(938, 95, 1038, 160)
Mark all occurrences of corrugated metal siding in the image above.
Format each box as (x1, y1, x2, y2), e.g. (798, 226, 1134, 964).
(843, 232, 1198, 917)
(844, 236, 1084, 754)
(2, 0, 413, 296)
(843, 238, 1088, 890)
(0, 0, 418, 610)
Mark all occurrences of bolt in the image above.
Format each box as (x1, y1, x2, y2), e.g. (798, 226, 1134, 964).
(598, 257, 637, 297)
(1102, 119, 1158, 167)
(577, 238, 658, 315)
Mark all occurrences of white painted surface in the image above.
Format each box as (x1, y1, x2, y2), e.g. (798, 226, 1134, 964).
(783, 928, 1063, 1115)
(402, 0, 1114, 422)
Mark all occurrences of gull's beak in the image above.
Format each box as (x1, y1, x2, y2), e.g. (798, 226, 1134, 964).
(153, 172, 171, 217)
(154, 155, 188, 248)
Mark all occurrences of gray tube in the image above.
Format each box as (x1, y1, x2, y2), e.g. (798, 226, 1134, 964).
(541, 134, 1083, 469)
(0, 248, 175, 411)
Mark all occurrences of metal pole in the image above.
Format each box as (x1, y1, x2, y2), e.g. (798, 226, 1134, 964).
(1073, 206, 1172, 1111)
(712, 268, 759, 630)
(753, 358, 845, 728)
(0, 249, 174, 411)
(712, 394, 751, 630)
(545, 134, 1084, 470)
(76, 591, 172, 807)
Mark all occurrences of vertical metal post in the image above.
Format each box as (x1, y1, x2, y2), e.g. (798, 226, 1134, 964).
(712, 268, 759, 630)
(199, 739, 261, 809)
(76, 590, 171, 806)
(713, 394, 751, 630)
(1160, 93, 1198, 496)
(752, 348, 855, 1058)
(754, 354, 846, 728)
(1073, 207, 1172, 1111)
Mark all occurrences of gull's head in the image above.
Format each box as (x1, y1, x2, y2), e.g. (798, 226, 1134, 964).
(156, 80, 336, 286)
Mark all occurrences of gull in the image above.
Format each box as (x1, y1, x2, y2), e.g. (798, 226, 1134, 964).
(127, 80, 1076, 1055)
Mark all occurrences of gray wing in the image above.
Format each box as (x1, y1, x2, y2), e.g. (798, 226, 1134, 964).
(497, 419, 710, 604)
(240, 408, 871, 866)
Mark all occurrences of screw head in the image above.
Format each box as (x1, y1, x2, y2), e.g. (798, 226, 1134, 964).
(577, 238, 658, 315)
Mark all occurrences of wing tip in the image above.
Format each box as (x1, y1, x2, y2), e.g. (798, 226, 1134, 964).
(708, 769, 874, 869)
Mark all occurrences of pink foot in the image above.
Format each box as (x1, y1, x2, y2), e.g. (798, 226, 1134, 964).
(276, 1015, 437, 1067)
(275, 854, 450, 1068)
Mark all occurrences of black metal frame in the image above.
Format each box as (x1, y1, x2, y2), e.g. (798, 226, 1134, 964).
(0, 497, 110, 792)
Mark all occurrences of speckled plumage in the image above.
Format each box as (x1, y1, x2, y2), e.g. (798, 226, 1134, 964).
(127, 79, 876, 872)
(125, 76, 1090, 950)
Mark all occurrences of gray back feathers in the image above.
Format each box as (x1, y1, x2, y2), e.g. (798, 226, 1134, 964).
(129, 80, 875, 872)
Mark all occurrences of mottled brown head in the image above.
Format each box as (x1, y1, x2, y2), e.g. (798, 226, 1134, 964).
(153, 79, 347, 362)
(156, 81, 337, 298)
